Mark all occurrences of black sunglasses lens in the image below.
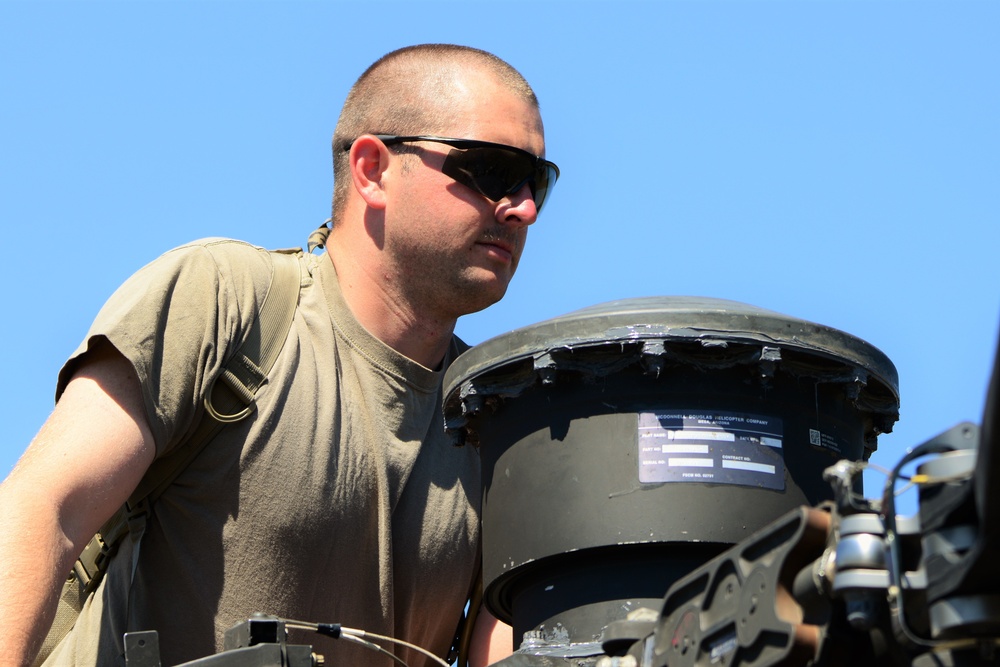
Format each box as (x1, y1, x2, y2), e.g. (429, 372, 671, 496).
(532, 163, 557, 211)
(442, 147, 536, 203)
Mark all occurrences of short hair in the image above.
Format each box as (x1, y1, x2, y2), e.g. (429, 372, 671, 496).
(330, 44, 540, 225)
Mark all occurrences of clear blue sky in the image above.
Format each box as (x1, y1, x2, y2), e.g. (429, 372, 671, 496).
(2, 1, 997, 521)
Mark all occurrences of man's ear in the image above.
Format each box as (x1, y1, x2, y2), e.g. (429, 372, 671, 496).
(349, 135, 390, 211)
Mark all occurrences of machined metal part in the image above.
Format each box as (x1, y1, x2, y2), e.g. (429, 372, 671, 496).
(640, 507, 833, 667)
(442, 297, 900, 651)
(930, 595, 1000, 639)
(124, 617, 321, 667)
(124, 631, 161, 667)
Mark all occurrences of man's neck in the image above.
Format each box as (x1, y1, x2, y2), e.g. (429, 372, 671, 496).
(326, 251, 456, 370)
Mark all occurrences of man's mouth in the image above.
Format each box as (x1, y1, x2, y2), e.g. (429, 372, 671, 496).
(481, 239, 513, 253)
(478, 228, 518, 258)
(477, 241, 514, 264)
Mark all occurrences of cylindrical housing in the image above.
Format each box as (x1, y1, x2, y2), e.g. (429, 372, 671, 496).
(443, 297, 899, 643)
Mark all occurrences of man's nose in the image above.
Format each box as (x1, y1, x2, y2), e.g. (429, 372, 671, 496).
(496, 183, 538, 227)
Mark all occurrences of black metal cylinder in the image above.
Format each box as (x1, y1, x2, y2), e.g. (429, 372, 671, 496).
(443, 297, 899, 645)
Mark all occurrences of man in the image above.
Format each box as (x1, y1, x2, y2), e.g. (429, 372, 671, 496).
(0, 44, 557, 666)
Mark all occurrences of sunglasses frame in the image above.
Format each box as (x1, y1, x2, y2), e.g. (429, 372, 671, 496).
(346, 134, 559, 212)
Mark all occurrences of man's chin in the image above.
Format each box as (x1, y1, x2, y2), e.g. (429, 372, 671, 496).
(456, 273, 512, 315)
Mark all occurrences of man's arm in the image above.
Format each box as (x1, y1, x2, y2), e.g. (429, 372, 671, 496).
(0, 343, 156, 665)
(468, 606, 513, 667)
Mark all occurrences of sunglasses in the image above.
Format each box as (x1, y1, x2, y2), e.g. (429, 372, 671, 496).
(347, 134, 559, 213)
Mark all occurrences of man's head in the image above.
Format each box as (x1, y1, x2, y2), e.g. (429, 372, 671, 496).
(329, 44, 554, 324)
(331, 44, 542, 225)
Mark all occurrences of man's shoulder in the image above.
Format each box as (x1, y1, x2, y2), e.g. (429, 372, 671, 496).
(151, 238, 305, 290)
(161, 237, 271, 270)
(107, 238, 304, 333)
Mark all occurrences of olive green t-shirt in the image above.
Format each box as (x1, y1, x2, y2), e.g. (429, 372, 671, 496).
(47, 239, 481, 666)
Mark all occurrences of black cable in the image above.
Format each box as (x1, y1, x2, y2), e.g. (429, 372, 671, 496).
(881, 440, 956, 648)
(282, 618, 451, 667)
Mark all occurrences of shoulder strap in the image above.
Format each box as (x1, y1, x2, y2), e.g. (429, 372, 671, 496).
(72, 249, 302, 596)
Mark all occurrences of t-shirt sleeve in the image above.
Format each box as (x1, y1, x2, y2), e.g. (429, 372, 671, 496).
(56, 239, 273, 458)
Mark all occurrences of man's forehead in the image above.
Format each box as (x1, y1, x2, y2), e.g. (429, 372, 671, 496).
(433, 74, 545, 153)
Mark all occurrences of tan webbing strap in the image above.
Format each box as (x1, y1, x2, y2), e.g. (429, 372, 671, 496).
(306, 219, 331, 253)
(33, 573, 88, 664)
(59, 248, 301, 628)
(129, 248, 302, 507)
